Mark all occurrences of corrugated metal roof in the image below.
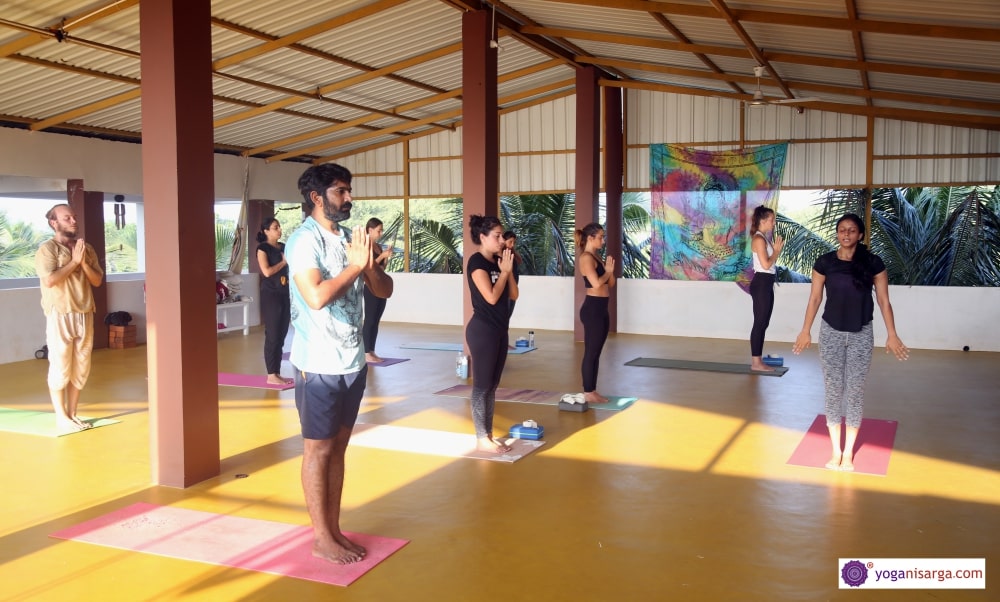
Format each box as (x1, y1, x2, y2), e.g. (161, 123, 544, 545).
(0, 0, 996, 160)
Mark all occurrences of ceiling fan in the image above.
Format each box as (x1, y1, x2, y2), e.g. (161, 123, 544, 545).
(747, 66, 820, 107)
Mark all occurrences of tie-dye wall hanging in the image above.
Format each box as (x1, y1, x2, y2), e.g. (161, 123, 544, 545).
(649, 143, 787, 288)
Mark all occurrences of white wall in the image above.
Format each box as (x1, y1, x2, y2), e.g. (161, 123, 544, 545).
(0, 274, 260, 364)
(3, 272, 994, 365)
(380, 274, 999, 353)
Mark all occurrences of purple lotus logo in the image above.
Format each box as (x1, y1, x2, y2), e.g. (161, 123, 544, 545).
(841, 560, 869, 587)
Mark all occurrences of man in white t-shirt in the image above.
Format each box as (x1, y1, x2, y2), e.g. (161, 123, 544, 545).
(285, 163, 393, 565)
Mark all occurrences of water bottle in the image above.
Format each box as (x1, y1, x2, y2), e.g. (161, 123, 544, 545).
(528, 330, 535, 348)
(456, 352, 468, 379)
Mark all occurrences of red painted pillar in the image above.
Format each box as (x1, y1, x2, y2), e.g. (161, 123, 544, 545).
(574, 66, 600, 341)
(67, 181, 108, 349)
(604, 86, 623, 334)
(140, 0, 220, 487)
(461, 9, 499, 338)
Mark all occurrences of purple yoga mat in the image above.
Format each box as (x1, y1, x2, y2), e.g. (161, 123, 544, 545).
(217, 373, 294, 390)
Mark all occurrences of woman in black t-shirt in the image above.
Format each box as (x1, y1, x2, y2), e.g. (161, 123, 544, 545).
(465, 215, 519, 454)
(792, 214, 908, 471)
(256, 218, 291, 385)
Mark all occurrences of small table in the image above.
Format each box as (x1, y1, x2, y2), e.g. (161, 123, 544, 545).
(216, 299, 253, 335)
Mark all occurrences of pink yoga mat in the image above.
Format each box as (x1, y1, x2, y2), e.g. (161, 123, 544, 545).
(281, 352, 408, 367)
(50, 503, 408, 587)
(786, 415, 898, 476)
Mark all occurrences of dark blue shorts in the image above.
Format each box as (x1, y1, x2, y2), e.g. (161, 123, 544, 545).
(294, 364, 367, 440)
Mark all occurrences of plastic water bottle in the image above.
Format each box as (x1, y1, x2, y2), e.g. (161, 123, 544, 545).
(528, 331, 535, 348)
(456, 352, 468, 379)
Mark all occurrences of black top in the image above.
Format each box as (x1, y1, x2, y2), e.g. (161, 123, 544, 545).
(467, 252, 510, 330)
(582, 253, 606, 288)
(257, 242, 288, 293)
(814, 250, 886, 332)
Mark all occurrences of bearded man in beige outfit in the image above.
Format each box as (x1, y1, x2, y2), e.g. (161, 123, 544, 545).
(35, 204, 104, 432)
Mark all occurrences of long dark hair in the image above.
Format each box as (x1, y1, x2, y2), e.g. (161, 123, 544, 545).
(750, 206, 774, 237)
(837, 213, 874, 289)
(574, 222, 603, 252)
(256, 217, 279, 244)
(468, 214, 502, 245)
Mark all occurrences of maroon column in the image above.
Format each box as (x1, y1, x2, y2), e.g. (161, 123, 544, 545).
(461, 9, 499, 336)
(246, 200, 275, 276)
(603, 86, 623, 334)
(140, 0, 220, 487)
(574, 66, 600, 341)
(67, 181, 108, 349)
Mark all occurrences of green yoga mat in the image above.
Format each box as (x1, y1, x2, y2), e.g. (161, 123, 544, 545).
(400, 342, 536, 354)
(0, 408, 120, 437)
(624, 357, 789, 377)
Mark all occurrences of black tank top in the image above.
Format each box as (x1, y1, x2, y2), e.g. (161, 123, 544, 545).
(582, 253, 605, 288)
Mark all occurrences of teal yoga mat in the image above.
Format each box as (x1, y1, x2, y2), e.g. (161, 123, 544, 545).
(0, 408, 120, 437)
(624, 357, 789, 377)
(400, 342, 536, 354)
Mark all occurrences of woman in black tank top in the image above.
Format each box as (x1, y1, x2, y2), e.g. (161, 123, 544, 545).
(576, 223, 616, 404)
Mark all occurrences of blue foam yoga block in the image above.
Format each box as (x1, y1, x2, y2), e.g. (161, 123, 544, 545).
(509, 424, 544, 440)
(763, 355, 784, 367)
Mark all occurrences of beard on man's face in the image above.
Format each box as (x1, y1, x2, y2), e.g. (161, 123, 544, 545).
(321, 196, 352, 223)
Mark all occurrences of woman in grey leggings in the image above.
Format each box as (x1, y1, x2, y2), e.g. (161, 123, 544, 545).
(792, 214, 909, 471)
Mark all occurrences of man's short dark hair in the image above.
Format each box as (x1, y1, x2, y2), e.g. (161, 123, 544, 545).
(298, 164, 353, 212)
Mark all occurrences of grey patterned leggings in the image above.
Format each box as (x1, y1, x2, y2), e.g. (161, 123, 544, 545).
(819, 320, 873, 428)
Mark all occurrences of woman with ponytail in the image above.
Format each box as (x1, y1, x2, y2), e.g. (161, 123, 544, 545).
(465, 215, 519, 453)
(256, 217, 292, 385)
(576, 223, 615, 404)
(793, 213, 908, 471)
(748, 206, 784, 371)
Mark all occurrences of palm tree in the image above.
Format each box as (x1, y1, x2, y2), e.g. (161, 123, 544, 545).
(778, 185, 1000, 286)
(500, 193, 576, 276)
(620, 192, 652, 279)
(0, 212, 49, 278)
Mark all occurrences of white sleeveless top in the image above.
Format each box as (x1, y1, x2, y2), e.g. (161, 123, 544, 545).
(752, 231, 776, 274)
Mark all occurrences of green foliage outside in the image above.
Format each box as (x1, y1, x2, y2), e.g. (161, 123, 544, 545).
(3, 186, 999, 286)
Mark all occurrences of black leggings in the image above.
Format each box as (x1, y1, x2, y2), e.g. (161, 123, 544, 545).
(465, 316, 508, 438)
(362, 286, 387, 353)
(580, 295, 609, 393)
(261, 288, 290, 375)
(749, 272, 775, 357)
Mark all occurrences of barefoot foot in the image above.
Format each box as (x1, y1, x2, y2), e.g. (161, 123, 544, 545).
(583, 391, 608, 404)
(57, 417, 87, 433)
(477, 437, 512, 454)
(313, 538, 363, 565)
(334, 532, 367, 557)
(839, 455, 855, 472)
(825, 453, 843, 470)
(266, 374, 292, 385)
(365, 353, 384, 363)
(750, 361, 775, 372)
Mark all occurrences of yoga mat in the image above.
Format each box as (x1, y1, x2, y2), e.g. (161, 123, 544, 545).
(218, 373, 295, 390)
(366, 357, 410, 367)
(433, 385, 637, 411)
(625, 357, 788, 377)
(786, 415, 898, 476)
(282, 352, 410, 366)
(399, 342, 536, 354)
(50, 502, 408, 587)
(351, 423, 544, 463)
(0, 408, 120, 437)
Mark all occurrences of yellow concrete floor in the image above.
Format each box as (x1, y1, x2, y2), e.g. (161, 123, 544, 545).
(0, 323, 996, 601)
